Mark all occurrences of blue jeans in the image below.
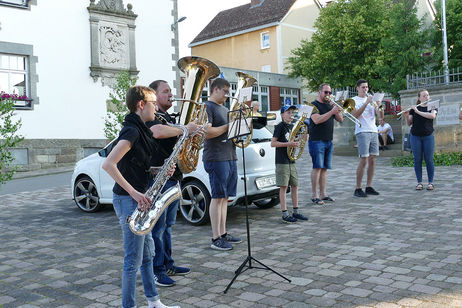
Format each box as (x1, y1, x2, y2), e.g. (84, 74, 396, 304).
(410, 133, 435, 183)
(151, 179, 179, 275)
(113, 194, 159, 308)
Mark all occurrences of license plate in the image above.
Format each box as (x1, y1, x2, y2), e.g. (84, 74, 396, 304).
(255, 175, 276, 190)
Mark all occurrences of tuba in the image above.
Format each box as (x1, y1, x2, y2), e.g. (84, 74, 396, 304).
(176, 56, 220, 174)
(230, 72, 257, 148)
(287, 110, 310, 162)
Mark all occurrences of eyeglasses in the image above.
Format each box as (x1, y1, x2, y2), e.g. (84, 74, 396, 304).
(323, 91, 332, 95)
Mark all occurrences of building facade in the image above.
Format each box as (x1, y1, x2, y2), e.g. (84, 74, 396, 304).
(0, 0, 179, 171)
(189, 0, 321, 75)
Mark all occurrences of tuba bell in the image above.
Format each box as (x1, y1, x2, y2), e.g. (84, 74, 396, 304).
(177, 56, 220, 174)
(230, 72, 257, 148)
(287, 108, 311, 161)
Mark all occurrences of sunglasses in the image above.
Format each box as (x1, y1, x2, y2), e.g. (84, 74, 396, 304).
(323, 91, 332, 95)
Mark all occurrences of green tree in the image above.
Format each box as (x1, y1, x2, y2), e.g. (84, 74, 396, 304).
(0, 93, 24, 184)
(288, 0, 430, 98)
(375, 1, 429, 97)
(432, 0, 462, 69)
(103, 71, 138, 140)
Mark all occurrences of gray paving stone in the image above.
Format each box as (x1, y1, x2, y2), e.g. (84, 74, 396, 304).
(1, 156, 462, 307)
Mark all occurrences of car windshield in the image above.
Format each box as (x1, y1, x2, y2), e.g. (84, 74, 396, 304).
(251, 127, 273, 143)
(98, 140, 116, 158)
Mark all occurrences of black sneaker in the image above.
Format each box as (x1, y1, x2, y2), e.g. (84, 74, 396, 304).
(354, 188, 367, 197)
(222, 233, 242, 244)
(365, 186, 380, 195)
(383, 146, 389, 150)
(282, 215, 297, 223)
(211, 238, 232, 251)
(292, 212, 308, 221)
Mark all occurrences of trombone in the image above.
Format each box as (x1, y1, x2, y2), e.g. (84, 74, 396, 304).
(327, 95, 362, 127)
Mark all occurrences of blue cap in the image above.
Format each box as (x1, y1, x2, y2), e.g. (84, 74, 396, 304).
(280, 105, 297, 113)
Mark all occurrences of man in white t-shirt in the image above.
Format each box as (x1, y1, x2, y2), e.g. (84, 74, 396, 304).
(377, 118, 394, 150)
(351, 79, 384, 198)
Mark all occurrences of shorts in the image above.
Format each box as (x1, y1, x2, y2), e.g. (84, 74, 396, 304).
(308, 140, 333, 169)
(275, 163, 298, 187)
(356, 132, 379, 158)
(204, 160, 237, 198)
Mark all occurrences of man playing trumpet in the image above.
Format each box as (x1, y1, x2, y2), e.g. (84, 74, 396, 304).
(308, 83, 343, 205)
(351, 79, 384, 198)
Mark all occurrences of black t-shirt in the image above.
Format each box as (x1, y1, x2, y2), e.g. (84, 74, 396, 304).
(309, 100, 334, 141)
(273, 121, 294, 164)
(146, 111, 183, 181)
(113, 126, 152, 195)
(410, 105, 437, 136)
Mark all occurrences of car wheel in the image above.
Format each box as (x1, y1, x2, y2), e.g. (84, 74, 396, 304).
(254, 197, 279, 209)
(74, 176, 104, 213)
(180, 179, 211, 225)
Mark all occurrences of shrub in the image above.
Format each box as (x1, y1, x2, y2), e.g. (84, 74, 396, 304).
(392, 152, 462, 167)
(0, 92, 25, 184)
(103, 71, 138, 140)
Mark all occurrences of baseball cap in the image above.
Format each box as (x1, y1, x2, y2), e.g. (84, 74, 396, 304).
(280, 105, 298, 113)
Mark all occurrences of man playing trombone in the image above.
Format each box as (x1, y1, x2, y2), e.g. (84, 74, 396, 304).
(308, 83, 343, 205)
(351, 79, 384, 197)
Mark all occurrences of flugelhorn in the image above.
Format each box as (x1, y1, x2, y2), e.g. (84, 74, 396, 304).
(327, 95, 362, 127)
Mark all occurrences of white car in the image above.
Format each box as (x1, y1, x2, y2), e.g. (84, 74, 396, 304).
(71, 127, 280, 225)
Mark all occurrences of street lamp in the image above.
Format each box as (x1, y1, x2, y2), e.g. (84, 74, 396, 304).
(171, 16, 186, 31)
(441, 0, 449, 84)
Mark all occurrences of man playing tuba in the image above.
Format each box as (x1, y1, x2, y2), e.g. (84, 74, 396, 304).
(308, 83, 343, 205)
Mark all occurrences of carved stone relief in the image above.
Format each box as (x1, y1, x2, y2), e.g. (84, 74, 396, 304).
(88, 0, 138, 87)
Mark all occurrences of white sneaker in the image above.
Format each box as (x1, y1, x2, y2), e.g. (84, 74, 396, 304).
(148, 299, 180, 308)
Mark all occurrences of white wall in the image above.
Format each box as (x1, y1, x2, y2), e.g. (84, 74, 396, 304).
(0, 1, 175, 139)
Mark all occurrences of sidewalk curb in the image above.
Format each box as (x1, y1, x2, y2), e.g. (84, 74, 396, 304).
(12, 165, 74, 180)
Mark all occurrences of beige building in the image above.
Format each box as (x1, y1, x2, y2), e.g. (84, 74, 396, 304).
(188, 0, 321, 111)
(189, 0, 321, 75)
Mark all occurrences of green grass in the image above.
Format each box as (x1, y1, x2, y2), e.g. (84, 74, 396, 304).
(392, 152, 462, 167)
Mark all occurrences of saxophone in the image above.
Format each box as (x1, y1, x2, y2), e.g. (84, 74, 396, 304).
(128, 120, 189, 236)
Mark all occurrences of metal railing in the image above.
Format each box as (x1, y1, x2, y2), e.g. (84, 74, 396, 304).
(407, 67, 462, 89)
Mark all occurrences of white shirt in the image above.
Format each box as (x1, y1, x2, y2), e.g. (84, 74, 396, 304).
(377, 122, 394, 141)
(353, 96, 377, 134)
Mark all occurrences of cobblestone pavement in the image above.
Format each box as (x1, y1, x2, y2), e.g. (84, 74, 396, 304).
(1, 153, 462, 308)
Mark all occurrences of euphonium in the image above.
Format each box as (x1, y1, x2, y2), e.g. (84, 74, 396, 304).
(230, 72, 257, 148)
(128, 122, 189, 236)
(287, 112, 309, 161)
(176, 56, 220, 174)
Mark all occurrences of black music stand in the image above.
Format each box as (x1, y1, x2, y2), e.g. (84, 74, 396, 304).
(224, 107, 291, 294)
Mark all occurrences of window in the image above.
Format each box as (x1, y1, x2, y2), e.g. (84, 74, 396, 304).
(0, 0, 29, 8)
(261, 65, 271, 72)
(260, 32, 270, 49)
(0, 42, 38, 109)
(0, 53, 31, 108)
(280, 87, 299, 107)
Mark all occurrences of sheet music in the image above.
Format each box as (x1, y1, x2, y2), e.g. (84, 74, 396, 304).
(299, 105, 314, 118)
(238, 87, 253, 104)
(372, 92, 385, 102)
(228, 118, 251, 139)
(335, 91, 343, 101)
(427, 99, 440, 110)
